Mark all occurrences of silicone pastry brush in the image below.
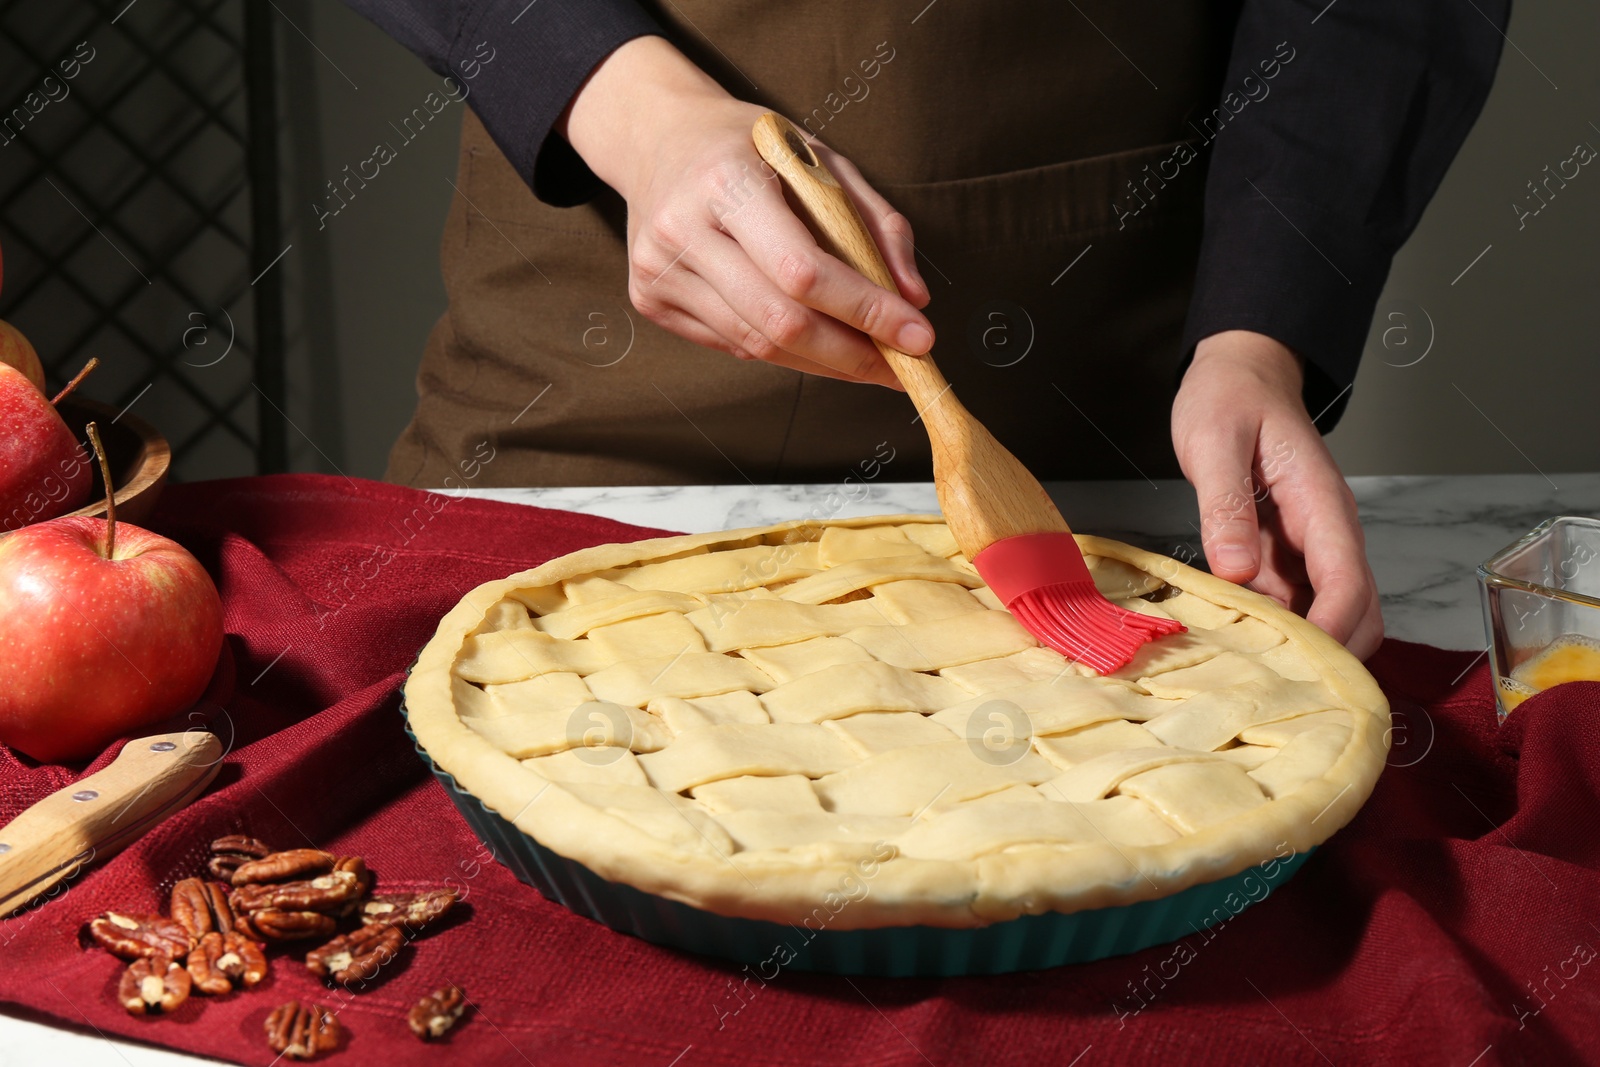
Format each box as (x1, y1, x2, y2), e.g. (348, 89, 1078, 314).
(752, 113, 1184, 673)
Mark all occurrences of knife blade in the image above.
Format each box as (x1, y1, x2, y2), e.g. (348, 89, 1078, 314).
(0, 730, 223, 917)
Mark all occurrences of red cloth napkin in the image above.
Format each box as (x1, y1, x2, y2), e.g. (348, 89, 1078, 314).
(2, 473, 1597, 1067)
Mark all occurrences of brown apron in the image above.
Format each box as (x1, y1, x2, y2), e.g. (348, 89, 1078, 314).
(386, 0, 1229, 488)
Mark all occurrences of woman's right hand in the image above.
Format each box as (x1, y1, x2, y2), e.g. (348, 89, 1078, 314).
(559, 37, 933, 388)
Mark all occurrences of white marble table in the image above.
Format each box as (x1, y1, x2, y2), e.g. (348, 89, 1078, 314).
(7, 472, 1596, 1065)
(451, 473, 1600, 654)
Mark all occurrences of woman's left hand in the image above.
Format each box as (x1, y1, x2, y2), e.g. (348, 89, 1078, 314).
(1171, 330, 1384, 659)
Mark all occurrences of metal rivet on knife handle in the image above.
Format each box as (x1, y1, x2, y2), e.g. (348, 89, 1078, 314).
(0, 731, 224, 920)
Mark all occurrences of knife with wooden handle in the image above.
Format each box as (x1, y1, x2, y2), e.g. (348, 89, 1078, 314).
(0, 730, 223, 916)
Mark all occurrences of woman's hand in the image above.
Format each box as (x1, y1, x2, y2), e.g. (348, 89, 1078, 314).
(560, 37, 932, 388)
(1171, 330, 1384, 659)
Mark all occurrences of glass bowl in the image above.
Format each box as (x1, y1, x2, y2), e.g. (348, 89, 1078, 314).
(1478, 516, 1600, 719)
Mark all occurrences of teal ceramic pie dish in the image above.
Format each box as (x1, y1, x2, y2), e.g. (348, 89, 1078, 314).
(400, 699, 1313, 977)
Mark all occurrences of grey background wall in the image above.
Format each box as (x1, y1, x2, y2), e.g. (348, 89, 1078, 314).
(1332, 0, 1600, 478)
(283, 0, 1599, 481)
(278, 0, 459, 480)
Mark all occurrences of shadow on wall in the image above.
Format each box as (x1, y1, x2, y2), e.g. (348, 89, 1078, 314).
(0, 3, 267, 481)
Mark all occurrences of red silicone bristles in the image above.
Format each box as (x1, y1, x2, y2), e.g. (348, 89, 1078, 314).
(1006, 580, 1186, 674)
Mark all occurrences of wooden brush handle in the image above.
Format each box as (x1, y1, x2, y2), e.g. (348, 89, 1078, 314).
(750, 116, 947, 406)
(751, 113, 1069, 550)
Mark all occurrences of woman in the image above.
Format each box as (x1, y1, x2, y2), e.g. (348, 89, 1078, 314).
(343, 0, 1507, 660)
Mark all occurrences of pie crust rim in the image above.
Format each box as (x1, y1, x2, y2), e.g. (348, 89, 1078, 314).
(403, 514, 1389, 930)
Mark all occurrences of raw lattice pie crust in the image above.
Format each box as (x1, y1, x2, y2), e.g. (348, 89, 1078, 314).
(405, 516, 1389, 929)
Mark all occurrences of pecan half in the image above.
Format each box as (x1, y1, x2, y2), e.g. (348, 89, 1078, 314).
(88, 912, 194, 960)
(207, 834, 274, 880)
(231, 856, 368, 914)
(407, 984, 467, 1040)
(265, 1000, 343, 1060)
(171, 878, 236, 939)
(228, 883, 276, 914)
(231, 848, 335, 887)
(305, 923, 404, 985)
(118, 955, 191, 1015)
(361, 888, 458, 933)
(235, 909, 337, 941)
(334, 855, 372, 898)
(187, 931, 268, 994)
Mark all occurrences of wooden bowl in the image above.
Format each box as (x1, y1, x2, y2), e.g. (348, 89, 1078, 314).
(55, 397, 171, 526)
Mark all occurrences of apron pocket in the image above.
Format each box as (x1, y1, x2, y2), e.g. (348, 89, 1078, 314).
(881, 139, 1206, 256)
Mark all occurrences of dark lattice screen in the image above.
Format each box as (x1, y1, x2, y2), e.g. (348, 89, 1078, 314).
(0, 0, 284, 478)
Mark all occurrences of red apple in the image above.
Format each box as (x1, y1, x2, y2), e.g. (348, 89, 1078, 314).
(0, 363, 93, 533)
(0, 319, 44, 392)
(0, 427, 223, 763)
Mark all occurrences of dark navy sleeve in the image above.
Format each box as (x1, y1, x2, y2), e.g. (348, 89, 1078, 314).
(1181, 0, 1509, 427)
(341, 0, 662, 205)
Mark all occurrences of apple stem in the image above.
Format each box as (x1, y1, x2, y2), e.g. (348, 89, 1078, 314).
(51, 357, 99, 406)
(86, 421, 115, 560)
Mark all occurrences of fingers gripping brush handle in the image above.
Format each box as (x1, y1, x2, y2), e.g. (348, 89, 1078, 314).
(752, 112, 1184, 674)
